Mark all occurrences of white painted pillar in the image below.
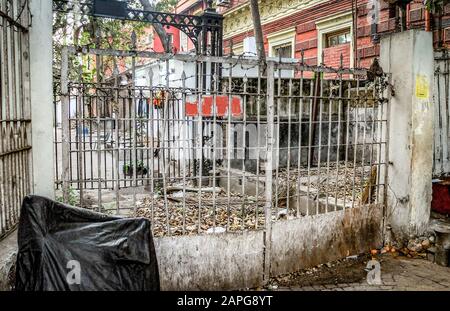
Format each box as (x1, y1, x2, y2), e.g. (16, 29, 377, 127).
(380, 30, 434, 241)
(29, 0, 55, 198)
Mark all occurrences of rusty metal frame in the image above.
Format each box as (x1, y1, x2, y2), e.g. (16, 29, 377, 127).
(0, 0, 32, 240)
(54, 46, 389, 243)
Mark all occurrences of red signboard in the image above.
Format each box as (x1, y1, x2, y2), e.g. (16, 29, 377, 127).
(185, 96, 242, 117)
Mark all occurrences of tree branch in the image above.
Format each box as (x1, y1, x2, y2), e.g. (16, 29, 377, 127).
(250, 0, 266, 62)
(139, 0, 170, 52)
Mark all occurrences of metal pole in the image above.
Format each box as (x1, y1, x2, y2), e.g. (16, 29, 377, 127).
(61, 46, 70, 203)
(263, 61, 275, 283)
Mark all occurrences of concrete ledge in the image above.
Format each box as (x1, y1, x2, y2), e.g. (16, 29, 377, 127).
(0, 231, 17, 291)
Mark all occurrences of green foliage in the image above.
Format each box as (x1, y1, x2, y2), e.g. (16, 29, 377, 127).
(56, 187, 79, 206)
(424, 0, 448, 13)
(155, 0, 179, 11)
(123, 160, 149, 176)
(53, 0, 180, 83)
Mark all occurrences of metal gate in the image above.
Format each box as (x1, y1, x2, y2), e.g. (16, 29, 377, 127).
(434, 50, 450, 177)
(54, 46, 389, 238)
(0, 0, 32, 240)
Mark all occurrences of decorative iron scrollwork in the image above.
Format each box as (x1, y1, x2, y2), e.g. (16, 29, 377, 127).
(53, 0, 223, 54)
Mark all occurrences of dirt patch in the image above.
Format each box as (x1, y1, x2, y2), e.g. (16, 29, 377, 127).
(267, 253, 430, 289)
(268, 254, 372, 288)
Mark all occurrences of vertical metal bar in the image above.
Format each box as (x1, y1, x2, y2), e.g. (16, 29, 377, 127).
(315, 74, 324, 214)
(274, 64, 281, 214)
(212, 65, 218, 231)
(286, 76, 293, 215)
(375, 78, 383, 205)
(368, 81, 377, 205)
(444, 56, 450, 173)
(96, 69, 102, 212)
(343, 81, 352, 208)
(226, 61, 232, 231)
(255, 65, 262, 229)
(325, 80, 333, 212)
(131, 53, 137, 211)
(77, 81, 84, 204)
(296, 57, 304, 217)
(241, 75, 248, 230)
(61, 46, 70, 203)
(360, 81, 368, 206)
(181, 71, 187, 235)
(334, 65, 344, 210)
(434, 63, 443, 175)
(306, 79, 314, 215)
(2, 0, 11, 225)
(148, 69, 155, 226)
(21, 1, 31, 201)
(114, 75, 120, 213)
(439, 58, 449, 173)
(351, 80, 359, 208)
(196, 60, 203, 234)
(0, 0, 4, 233)
(264, 61, 275, 283)
(162, 58, 170, 235)
(384, 76, 391, 205)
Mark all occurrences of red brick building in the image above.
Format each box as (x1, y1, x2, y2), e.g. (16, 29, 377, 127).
(219, 0, 450, 69)
(139, 0, 449, 70)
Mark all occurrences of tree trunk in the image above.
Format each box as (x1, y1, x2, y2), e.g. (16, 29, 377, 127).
(249, 0, 265, 62)
(139, 0, 170, 52)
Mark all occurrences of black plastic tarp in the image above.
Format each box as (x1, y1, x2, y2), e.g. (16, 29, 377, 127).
(15, 195, 160, 291)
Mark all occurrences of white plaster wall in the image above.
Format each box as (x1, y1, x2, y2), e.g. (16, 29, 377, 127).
(380, 30, 434, 241)
(29, 0, 55, 198)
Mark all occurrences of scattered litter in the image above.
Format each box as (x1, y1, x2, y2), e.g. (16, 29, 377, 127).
(206, 227, 226, 234)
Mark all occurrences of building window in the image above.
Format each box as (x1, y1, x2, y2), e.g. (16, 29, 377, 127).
(167, 33, 174, 49)
(180, 31, 188, 51)
(273, 43, 292, 58)
(316, 12, 354, 67)
(267, 28, 296, 58)
(326, 29, 351, 47)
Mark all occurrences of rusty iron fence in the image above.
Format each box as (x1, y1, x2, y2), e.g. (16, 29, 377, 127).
(54, 46, 390, 238)
(0, 0, 32, 240)
(434, 50, 450, 177)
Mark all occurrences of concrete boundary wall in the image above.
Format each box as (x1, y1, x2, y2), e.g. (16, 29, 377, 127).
(155, 230, 265, 291)
(155, 204, 383, 291)
(270, 204, 383, 276)
(0, 204, 382, 290)
(380, 30, 434, 241)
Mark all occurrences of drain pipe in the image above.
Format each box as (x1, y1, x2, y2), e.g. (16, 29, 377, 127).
(425, 9, 431, 32)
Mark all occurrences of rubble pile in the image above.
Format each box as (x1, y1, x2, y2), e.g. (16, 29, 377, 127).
(380, 236, 436, 260)
(134, 189, 266, 237)
(278, 162, 373, 204)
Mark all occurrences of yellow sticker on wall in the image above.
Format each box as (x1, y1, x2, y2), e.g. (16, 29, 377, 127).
(415, 75, 430, 99)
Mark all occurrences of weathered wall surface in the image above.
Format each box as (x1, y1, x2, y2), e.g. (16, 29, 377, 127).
(380, 30, 434, 242)
(154, 230, 265, 291)
(270, 204, 383, 276)
(154, 204, 383, 290)
(29, 0, 55, 198)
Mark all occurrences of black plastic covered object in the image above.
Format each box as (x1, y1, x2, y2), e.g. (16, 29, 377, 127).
(15, 195, 160, 291)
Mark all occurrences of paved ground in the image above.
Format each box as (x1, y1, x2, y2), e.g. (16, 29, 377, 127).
(0, 231, 17, 291)
(272, 254, 450, 291)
